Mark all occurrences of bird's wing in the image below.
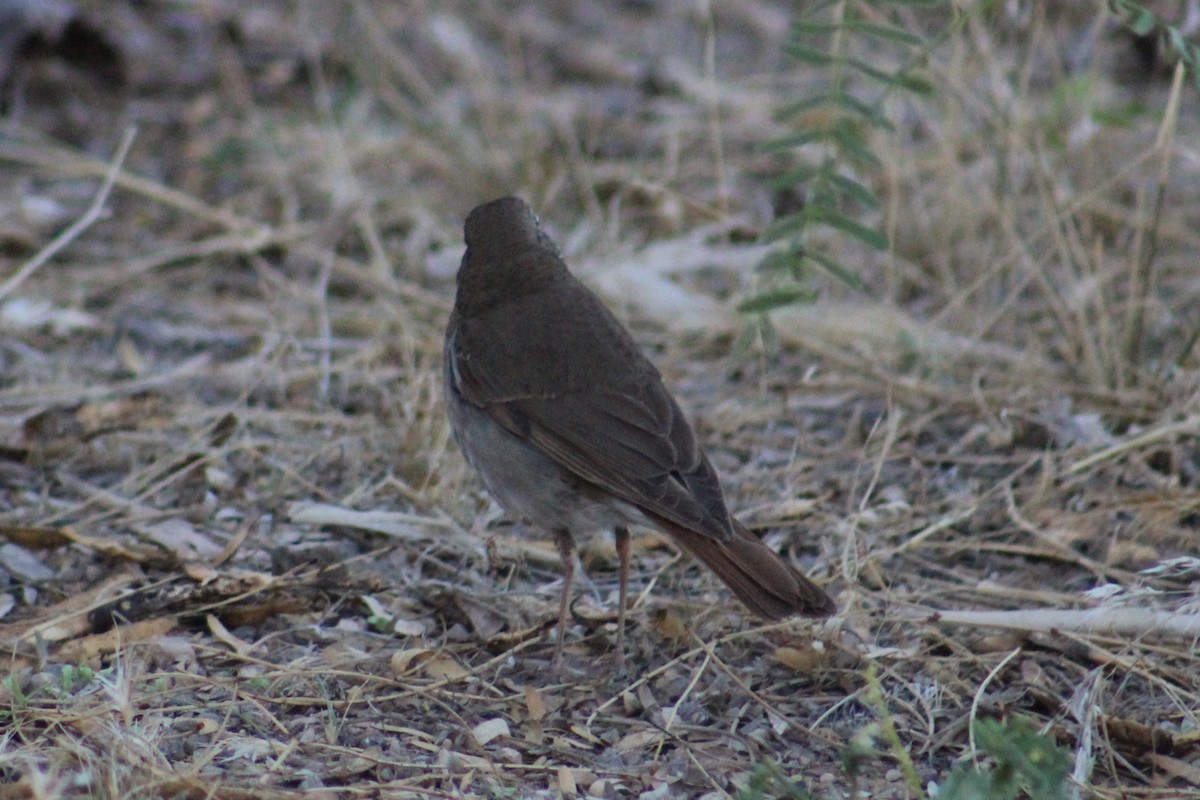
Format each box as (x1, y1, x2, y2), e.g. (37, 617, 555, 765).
(447, 311, 734, 542)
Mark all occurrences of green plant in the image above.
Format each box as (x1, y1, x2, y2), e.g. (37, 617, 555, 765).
(56, 664, 97, 695)
(744, 0, 937, 318)
(1110, 0, 1200, 85)
(936, 717, 1071, 800)
(735, 760, 817, 800)
(246, 676, 271, 692)
(856, 664, 924, 795)
(1105, 1, 1199, 387)
(3, 674, 28, 708)
(852, 665, 1071, 800)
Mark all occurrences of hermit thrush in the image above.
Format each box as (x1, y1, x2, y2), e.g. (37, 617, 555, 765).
(444, 196, 834, 665)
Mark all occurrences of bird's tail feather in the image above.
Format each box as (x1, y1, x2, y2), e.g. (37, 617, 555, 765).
(666, 520, 836, 619)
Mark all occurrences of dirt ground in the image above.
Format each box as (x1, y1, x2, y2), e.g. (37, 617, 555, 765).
(1, 1, 1198, 798)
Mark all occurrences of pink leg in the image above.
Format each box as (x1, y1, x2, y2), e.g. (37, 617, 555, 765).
(553, 528, 575, 666)
(614, 526, 631, 669)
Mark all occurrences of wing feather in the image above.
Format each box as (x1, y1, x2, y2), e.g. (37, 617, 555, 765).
(447, 293, 733, 542)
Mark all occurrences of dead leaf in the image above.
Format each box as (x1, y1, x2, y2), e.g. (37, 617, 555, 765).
(207, 613, 253, 656)
(1104, 715, 1178, 754)
(647, 608, 688, 641)
(471, 718, 510, 746)
(569, 724, 603, 747)
(773, 645, 822, 672)
(0, 524, 73, 550)
(135, 519, 221, 561)
(0, 523, 154, 563)
(219, 596, 306, 628)
(391, 647, 433, 675)
(524, 684, 546, 722)
(423, 652, 469, 681)
(613, 729, 663, 753)
(184, 562, 220, 583)
(56, 616, 177, 662)
(970, 633, 1024, 654)
(116, 334, 149, 374)
(22, 394, 167, 455)
(557, 766, 577, 796)
(0, 570, 140, 648)
(211, 515, 254, 567)
(392, 618, 426, 637)
(0, 542, 54, 581)
(1149, 753, 1200, 785)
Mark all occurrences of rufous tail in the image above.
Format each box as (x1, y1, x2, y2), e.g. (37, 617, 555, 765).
(667, 520, 836, 619)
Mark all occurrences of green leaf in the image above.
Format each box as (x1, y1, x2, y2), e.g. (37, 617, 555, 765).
(937, 768, 1018, 800)
(891, 69, 936, 95)
(805, 205, 888, 250)
(756, 247, 805, 275)
(738, 286, 817, 314)
(767, 165, 821, 189)
(805, 248, 866, 290)
(789, 19, 843, 36)
(759, 310, 780, 352)
(1092, 100, 1146, 127)
(1167, 27, 1187, 59)
(784, 42, 835, 65)
(832, 93, 894, 129)
(1129, 9, 1156, 37)
(728, 320, 760, 367)
(826, 172, 879, 208)
(762, 213, 809, 242)
(734, 760, 817, 800)
(777, 92, 842, 118)
(843, 55, 901, 85)
(974, 718, 1069, 800)
(829, 124, 882, 168)
(842, 19, 924, 46)
(793, 0, 840, 19)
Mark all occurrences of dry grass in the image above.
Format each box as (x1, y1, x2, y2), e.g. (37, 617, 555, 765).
(1, 1, 1198, 798)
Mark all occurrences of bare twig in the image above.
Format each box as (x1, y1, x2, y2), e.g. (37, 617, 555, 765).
(0, 128, 136, 302)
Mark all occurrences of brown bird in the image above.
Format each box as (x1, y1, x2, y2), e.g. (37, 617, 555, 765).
(444, 196, 835, 665)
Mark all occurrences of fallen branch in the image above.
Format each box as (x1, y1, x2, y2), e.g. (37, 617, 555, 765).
(924, 607, 1200, 638)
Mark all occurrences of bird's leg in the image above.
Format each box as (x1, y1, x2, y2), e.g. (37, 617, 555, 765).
(613, 526, 631, 669)
(552, 528, 575, 666)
